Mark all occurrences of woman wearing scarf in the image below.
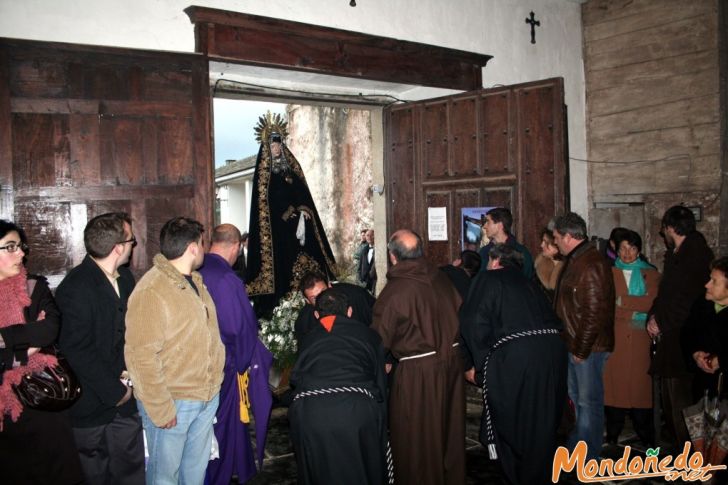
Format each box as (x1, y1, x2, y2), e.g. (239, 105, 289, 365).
(603, 229, 660, 448)
(0, 220, 83, 484)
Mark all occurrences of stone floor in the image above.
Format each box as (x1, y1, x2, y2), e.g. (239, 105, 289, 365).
(242, 386, 679, 484)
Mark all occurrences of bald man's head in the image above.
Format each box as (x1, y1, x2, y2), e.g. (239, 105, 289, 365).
(211, 224, 242, 245)
(210, 224, 242, 266)
(387, 229, 423, 263)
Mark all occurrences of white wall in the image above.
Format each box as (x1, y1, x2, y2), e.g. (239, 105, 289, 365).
(0, 0, 588, 217)
(218, 179, 252, 233)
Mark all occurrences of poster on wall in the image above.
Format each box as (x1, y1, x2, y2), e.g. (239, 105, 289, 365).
(461, 207, 495, 251)
(428, 207, 448, 241)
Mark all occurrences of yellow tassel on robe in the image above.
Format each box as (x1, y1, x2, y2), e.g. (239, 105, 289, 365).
(238, 370, 251, 424)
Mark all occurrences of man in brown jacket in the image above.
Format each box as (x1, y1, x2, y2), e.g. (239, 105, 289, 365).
(372, 229, 465, 485)
(125, 217, 225, 484)
(553, 212, 615, 460)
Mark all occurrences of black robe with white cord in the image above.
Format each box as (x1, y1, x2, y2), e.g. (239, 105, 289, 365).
(288, 315, 388, 485)
(460, 266, 568, 485)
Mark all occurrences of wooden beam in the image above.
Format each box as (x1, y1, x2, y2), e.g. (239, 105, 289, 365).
(184, 6, 491, 92)
(14, 184, 195, 202)
(10, 98, 193, 117)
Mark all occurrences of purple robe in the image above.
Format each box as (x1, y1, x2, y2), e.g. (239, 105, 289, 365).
(200, 253, 273, 484)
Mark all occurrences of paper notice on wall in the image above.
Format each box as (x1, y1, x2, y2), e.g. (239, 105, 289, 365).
(428, 207, 448, 241)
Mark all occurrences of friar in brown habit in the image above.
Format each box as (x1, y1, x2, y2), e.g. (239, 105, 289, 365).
(372, 229, 466, 485)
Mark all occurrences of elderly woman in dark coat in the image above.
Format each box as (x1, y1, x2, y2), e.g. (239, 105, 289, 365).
(0, 220, 83, 484)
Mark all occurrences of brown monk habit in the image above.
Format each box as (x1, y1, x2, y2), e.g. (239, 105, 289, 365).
(372, 257, 465, 485)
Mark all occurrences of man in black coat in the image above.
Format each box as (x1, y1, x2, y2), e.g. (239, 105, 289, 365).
(460, 244, 567, 485)
(289, 287, 388, 485)
(648, 205, 714, 448)
(359, 229, 377, 294)
(57, 212, 145, 484)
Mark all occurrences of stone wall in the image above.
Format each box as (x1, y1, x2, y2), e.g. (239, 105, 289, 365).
(583, 0, 724, 264)
(286, 105, 374, 279)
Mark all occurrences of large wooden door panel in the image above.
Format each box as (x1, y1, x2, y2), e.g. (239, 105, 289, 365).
(480, 91, 513, 175)
(386, 106, 417, 235)
(421, 101, 449, 180)
(0, 38, 212, 281)
(450, 96, 477, 178)
(385, 78, 566, 265)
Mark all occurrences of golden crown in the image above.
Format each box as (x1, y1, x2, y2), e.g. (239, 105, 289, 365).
(254, 111, 289, 144)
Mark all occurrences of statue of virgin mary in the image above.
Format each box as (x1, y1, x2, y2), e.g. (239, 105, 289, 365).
(245, 112, 337, 316)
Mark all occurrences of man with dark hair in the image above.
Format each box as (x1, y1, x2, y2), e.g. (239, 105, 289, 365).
(125, 217, 225, 484)
(478, 207, 534, 279)
(440, 249, 482, 301)
(552, 211, 615, 460)
(373, 229, 465, 485)
(289, 287, 388, 485)
(353, 228, 368, 269)
(294, 270, 375, 347)
(461, 243, 567, 484)
(199, 224, 273, 485)
(359, 229, 377, 294)
(648, 205, 713, 449)
(57, 212, 145, 484)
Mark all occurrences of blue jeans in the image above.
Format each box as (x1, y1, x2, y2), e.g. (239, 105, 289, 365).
(139, 394, 219, 485)
(567, 352, 608, 459)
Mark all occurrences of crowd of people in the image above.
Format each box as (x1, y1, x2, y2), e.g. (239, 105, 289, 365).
(1, 200, 726, 485)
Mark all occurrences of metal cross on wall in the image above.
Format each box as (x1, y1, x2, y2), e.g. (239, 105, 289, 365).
(525, 11, 540, 44)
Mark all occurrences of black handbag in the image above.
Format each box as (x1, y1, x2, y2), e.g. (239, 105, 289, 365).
(12, 347, 81, 411)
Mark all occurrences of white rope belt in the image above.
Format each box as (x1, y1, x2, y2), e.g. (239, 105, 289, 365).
(399, 342, 459, 361)
(293, 386, 375, 401)
(482, 328, 560, 460)
(293, 385, 394, 484)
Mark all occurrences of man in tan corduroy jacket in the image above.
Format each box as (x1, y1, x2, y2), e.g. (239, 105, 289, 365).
(125, 216, 225, 484)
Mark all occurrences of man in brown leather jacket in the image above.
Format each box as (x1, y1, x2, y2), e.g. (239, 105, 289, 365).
(553, 212, 615, 460)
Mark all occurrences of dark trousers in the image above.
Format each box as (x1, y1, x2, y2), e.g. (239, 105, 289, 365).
(72, 412, 145, 485)
(605, 406, 655, 446)
(659, 375, 693, 448)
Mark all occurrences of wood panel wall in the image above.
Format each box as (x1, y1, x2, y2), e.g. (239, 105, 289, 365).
(583, 0, 723, 259)
(385, 78, 567, 265)
(0, 38, 213, 282)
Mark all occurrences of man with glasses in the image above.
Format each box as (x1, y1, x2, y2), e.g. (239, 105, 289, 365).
(57, 212, 145, 485)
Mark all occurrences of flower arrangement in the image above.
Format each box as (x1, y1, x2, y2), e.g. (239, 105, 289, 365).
(258, 292, 305, 369)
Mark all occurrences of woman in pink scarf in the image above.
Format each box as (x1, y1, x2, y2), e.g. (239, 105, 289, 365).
(0, 219, 83, 484)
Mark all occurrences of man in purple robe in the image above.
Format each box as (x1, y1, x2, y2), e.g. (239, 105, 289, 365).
(200, 224, 273, 484)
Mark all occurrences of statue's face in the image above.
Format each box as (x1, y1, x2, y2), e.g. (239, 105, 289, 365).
(270, 142, 282, 158)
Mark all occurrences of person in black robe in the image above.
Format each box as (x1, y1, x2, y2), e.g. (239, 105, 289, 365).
(439, 249, 481, 302)
(294, 270, 375, 347)
(460, 243, 568, 485)
(288, 287, 388, 485)
(246, 113, 337, 317)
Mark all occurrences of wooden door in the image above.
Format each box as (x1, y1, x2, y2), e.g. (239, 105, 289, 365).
(0, 38, 213, 283)
(384, 77, 568, 265)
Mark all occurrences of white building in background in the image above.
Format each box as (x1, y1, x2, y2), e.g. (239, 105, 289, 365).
(215, 155, 256, 233)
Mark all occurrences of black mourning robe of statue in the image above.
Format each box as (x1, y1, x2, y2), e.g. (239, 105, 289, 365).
(460, 266, 568, 485)
(246, 142, 337, 316)
(288, 315, 388, 485)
